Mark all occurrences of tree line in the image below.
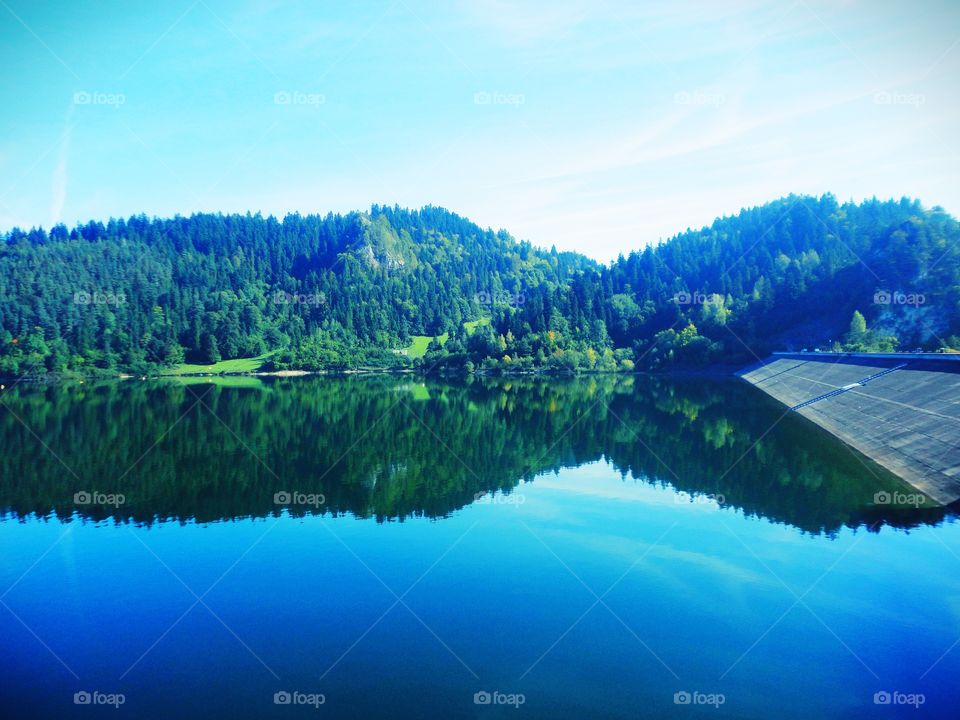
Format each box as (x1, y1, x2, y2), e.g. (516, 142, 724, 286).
(0, 195, 957, 376)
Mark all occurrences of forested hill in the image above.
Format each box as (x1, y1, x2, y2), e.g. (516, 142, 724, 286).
(609, 194, 960, 364)
(0, 206, 593, 374)
(0, 195, 957, 376)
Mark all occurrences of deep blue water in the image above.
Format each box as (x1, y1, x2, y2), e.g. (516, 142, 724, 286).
(0, 376, 957, 718)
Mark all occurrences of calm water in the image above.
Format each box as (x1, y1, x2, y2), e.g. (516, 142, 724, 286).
(0, 375, 957, 719)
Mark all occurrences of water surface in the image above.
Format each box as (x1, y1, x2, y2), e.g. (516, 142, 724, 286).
(0, 375, 957, 718)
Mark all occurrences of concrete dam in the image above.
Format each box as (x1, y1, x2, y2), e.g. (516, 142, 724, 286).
(739, 352, 960, 507)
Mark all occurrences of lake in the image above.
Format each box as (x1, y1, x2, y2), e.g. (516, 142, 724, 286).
(0, 375, 957, 718)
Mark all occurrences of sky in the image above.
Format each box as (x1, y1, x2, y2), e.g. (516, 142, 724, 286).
(1, 0, 958, 261)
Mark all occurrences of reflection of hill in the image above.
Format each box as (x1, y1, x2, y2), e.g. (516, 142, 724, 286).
(0, 376, 948, 534)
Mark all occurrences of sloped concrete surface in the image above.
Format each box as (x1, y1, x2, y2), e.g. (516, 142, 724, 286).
(739, 354, 960, 506)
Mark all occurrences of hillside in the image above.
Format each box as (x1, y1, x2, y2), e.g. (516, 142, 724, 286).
(608, 194, 960, 365)
(0, 195, 957, 376)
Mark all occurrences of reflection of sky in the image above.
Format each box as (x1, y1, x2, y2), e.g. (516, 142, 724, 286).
(2, 458, 959, 718)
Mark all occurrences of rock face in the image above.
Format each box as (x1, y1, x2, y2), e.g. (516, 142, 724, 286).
(354, 214, 410, 271)
(739, 353, 960, 506)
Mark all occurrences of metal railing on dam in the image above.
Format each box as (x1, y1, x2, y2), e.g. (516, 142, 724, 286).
(771, 351, 960, 362)
(789, 363, 908, 411)
(738, 353, 960, 507)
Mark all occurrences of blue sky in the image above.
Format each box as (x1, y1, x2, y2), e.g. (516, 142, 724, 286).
(1, 0, 958, 260)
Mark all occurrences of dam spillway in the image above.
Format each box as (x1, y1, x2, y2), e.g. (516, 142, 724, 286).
(738, 352, 960, 506)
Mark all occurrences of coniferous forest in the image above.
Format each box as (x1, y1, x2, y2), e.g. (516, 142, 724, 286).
(1, 194, 957, 377)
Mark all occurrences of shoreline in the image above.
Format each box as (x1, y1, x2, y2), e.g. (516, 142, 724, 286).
(0, 365, 743, 384)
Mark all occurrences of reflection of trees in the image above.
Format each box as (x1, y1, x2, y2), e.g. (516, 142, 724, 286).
(0, 375, 947, 534)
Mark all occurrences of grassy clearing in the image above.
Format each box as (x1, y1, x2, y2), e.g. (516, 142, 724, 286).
(403, 317, 490, 358)
(405, 334, 446, 359)
(463, 318, 488, 332)
(165, 352, 276, 375)
(168, 319, 495, 370)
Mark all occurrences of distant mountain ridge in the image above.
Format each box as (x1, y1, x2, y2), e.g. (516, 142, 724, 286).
(0, 195, 956, 376)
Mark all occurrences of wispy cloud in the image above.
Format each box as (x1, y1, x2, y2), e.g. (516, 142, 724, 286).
(49, 104, 74, 226)
(457, 0, 590, 45)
